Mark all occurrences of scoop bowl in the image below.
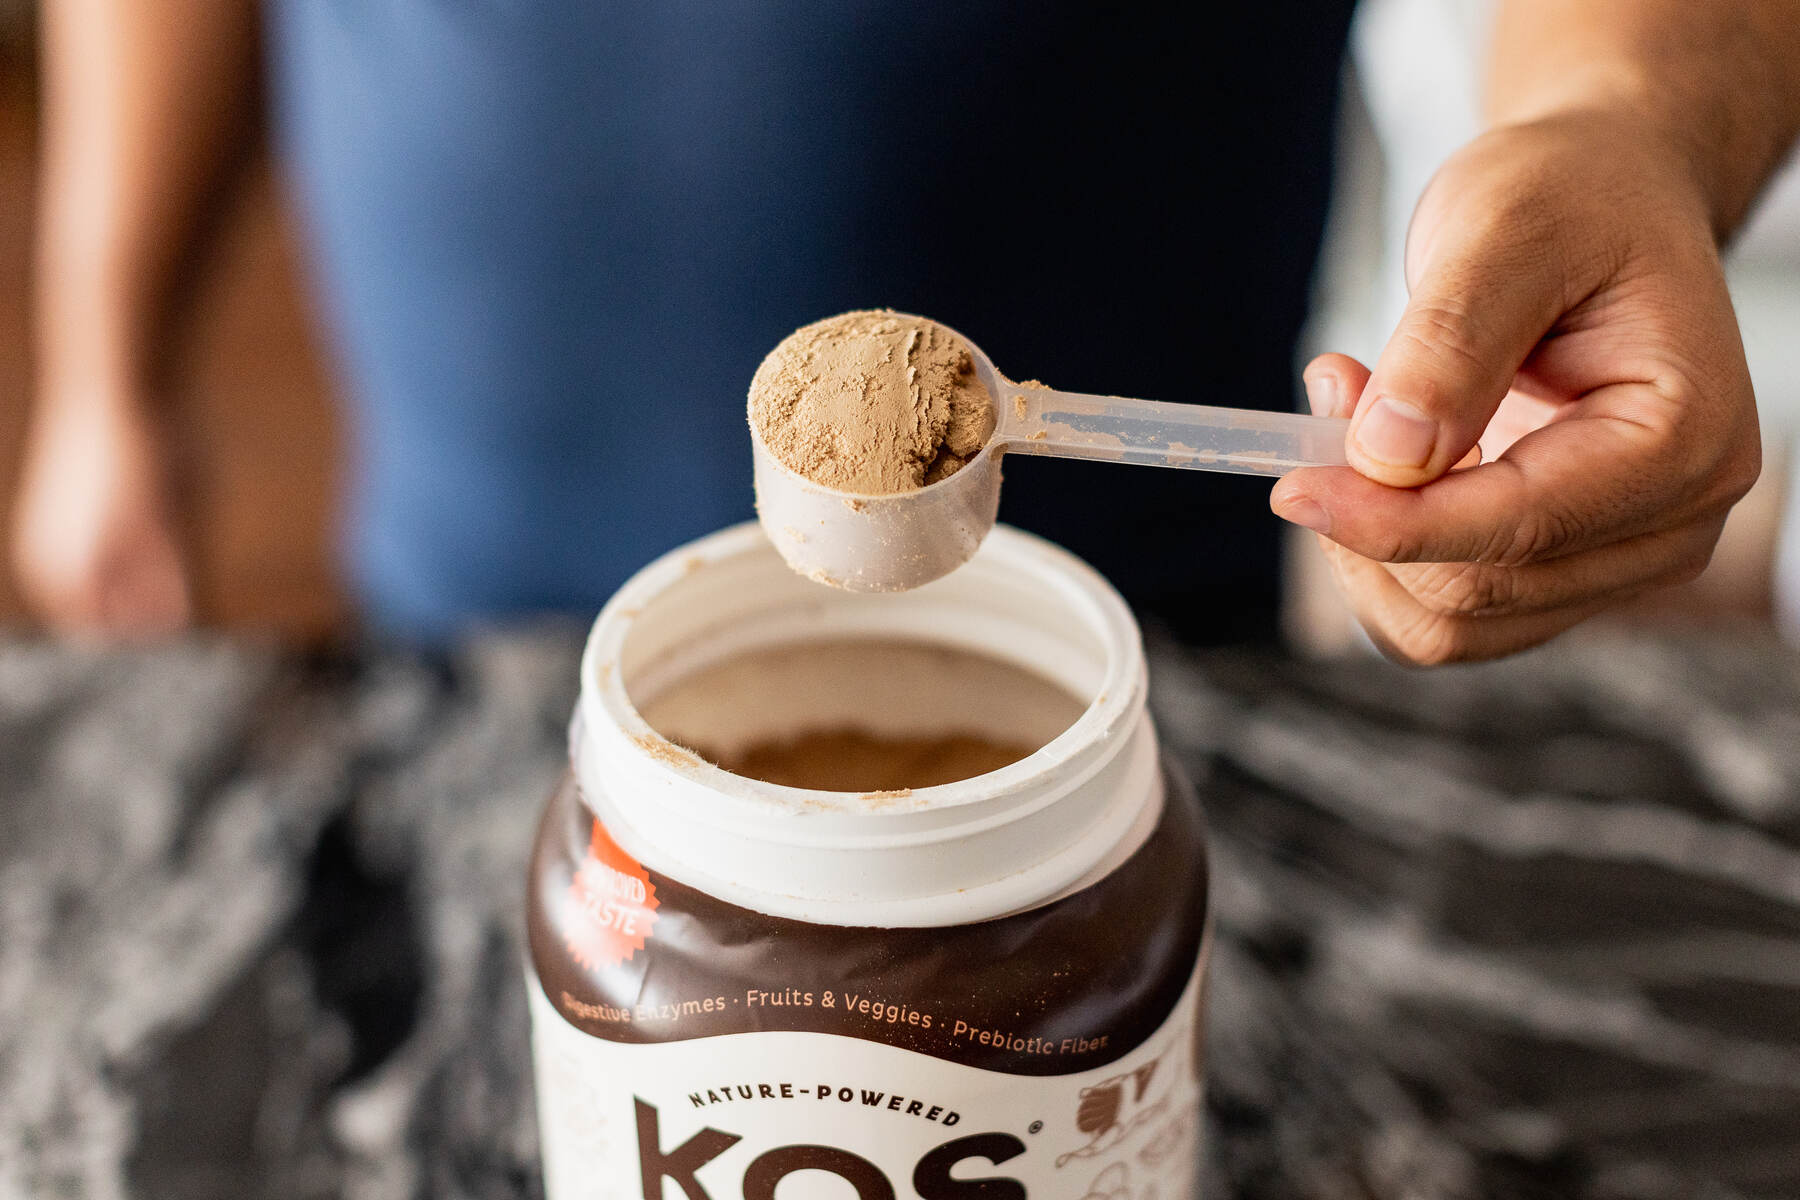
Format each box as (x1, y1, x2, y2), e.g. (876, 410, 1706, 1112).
(751, 424, 1005, 593)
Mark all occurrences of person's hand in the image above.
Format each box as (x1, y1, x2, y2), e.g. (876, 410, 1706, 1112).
(1272, 111, 1761, 664)
(11, 388, 193, 639)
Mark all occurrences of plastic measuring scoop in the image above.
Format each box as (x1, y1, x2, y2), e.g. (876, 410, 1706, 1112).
(752, 320, 1350, 592)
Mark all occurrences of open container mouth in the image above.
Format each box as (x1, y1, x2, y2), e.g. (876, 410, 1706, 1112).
(573, 521, 1157, 921)
(581, 522, 1142, 815)
(634, 638, 1088, 792)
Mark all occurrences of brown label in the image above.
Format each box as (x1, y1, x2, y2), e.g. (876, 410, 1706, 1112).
(527, 764, 1208, 1077)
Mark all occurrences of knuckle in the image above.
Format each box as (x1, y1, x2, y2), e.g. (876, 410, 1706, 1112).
(1385, 610, 1476, 667)
(1394, 303, 1490, 395)
(1347, 520, 1423, 565)
(1664, 539, 1718, 589)
(1713, 439, 1763, 509)
(1666, 552, 1711, 589)
(1406, 561, 1516, 617)
(1656, 379, 1761, 513)
(1497, 506, 1584, 565)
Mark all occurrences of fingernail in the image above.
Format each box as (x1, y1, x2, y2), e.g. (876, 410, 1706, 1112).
(1353, 397, 1437, 468)
(1274, 496, 1330, 534)
(1303, 372, 1341, 418)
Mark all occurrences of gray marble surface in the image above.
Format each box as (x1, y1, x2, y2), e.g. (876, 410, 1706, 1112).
(3, 626, 1797, 1199)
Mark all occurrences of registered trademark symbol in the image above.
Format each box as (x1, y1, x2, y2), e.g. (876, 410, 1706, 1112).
(1027, 1121, 1043, 1135)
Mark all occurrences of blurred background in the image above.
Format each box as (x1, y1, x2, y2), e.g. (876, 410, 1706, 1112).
(2, 0, 1794, 650)
(6, 5, 1800, 1198)
(3, 2, 1365, 647)
(0, 1, 342, 636)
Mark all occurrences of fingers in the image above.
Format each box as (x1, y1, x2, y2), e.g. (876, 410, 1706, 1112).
(1379, 517, 1722, 620)
(1274, 379, 1735, 567)
(1278, 119, 1763, 665)
(1282, 351, 1739, 665)
(1316, 540, 1615, 665)
(1311, 516, 1720, 665)
(1302, 353, 1366, 419)
(10, 395, 195, 641)
(1345, 171, 1567, 489)
(15, 516, 192, 641)
(1278, 355, 1361, 538)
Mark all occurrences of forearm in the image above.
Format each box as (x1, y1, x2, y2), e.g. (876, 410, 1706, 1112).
(1488, 0, 1800, 240)
(35, 0, 257, 403)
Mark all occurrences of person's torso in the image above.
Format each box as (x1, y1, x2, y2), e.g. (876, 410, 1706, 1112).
(267, 1, 1354, 639)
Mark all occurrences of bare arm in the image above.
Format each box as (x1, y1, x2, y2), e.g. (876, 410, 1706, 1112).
(16, 0, 258, 635)
(1487, 0, 1800, 241)
(1272, 1, 1800, 664)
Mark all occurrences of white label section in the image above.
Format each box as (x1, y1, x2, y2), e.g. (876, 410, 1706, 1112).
(529, 971, 1204, 1200)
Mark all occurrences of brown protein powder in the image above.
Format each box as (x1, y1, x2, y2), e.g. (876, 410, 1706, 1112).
(748, 310, 998, 494)
(705, 729, 1039, 792)
(641, 638, 1085, 792)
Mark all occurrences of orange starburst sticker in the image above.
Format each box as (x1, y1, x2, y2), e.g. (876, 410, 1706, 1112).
(564, 820, 660, 969)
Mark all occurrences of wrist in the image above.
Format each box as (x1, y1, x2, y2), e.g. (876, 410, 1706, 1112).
(33, 249, 175, 416)
(31, 357, 160, 426)
(1489, 52, 1798, 245)
(32, 305, 167, 419)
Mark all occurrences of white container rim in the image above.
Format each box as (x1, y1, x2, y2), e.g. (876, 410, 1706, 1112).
(572, 522, 1160, 923)
(579, 522, 1142, 817)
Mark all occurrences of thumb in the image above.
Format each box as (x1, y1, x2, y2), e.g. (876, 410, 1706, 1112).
(1350, 192, 1566, 488)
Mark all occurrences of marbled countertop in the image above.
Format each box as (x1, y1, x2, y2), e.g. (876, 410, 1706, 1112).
(4, 627, 1796, 1199)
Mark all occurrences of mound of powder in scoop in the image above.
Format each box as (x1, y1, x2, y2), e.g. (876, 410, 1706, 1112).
(748, 310, 997, 494)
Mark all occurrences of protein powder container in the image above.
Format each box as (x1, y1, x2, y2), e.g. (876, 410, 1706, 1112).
(526, 522, 1210, 1198)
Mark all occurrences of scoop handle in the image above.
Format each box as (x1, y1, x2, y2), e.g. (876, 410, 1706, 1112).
(996, 384, 1349, 477)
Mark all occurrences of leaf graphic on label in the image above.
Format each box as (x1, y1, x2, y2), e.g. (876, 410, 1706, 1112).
(1075, 1083, 1121, 1135)
(1132, 1059, 1158, 1101)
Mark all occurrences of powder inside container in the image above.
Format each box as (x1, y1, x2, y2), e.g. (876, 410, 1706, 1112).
(636, 640, 1086, 794)
(707, 729, 1038, 792)
(747, 310, 998, 495)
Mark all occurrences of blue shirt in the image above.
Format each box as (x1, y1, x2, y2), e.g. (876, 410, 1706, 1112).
(267, 2, 1352, 641)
